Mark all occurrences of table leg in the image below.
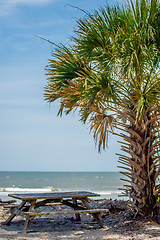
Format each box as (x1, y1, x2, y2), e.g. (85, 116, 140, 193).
(23, 200, 36, 234)
(5, 201, 26, 225)
(72, 198, 81, 221)
(82, 198, 106, 228)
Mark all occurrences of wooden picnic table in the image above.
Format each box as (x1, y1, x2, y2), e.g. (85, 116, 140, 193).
(4, 191, 109, 234)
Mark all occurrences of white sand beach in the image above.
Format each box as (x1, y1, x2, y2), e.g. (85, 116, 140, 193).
(1, 199, 160, 240)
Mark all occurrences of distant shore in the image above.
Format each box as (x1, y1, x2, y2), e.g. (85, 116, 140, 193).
(1, 198, 160, 240)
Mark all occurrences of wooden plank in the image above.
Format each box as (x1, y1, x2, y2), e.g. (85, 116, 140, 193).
(4, 204, 30, 208)
(24, 209, 109, 216)
(4, 204, 19, 208)
(46, 202, 62, 206)
(8, 191, 99, 201)
(4, 202, 62, 209)
(0, 200, 16, 206)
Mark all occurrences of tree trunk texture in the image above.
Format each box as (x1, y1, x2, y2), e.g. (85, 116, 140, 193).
(117, 108, 160, 214)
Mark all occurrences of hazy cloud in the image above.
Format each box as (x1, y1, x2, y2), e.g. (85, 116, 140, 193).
(0, 0, 53, 6)
(0, 0, 54, 17)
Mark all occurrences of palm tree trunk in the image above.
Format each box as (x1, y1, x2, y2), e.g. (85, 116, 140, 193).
(118, 108, 159, 214)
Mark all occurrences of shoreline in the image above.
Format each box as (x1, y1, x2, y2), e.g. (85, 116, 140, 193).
(1, 199, 160, 239)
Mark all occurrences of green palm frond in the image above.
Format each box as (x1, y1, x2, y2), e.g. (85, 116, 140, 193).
(45, 0, 160, 149)
(46, 44, 88, 88)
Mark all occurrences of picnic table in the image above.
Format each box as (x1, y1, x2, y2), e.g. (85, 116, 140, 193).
(4, 191, 109, 233)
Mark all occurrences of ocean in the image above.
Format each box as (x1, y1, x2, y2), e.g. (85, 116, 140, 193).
(0, 172, 127, 201)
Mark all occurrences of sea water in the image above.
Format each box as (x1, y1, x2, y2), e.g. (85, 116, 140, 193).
(0, 172, 127, 201)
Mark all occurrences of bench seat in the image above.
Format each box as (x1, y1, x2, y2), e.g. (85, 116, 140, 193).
(4, 202, 62, 209)
(24, 208, 109, 217)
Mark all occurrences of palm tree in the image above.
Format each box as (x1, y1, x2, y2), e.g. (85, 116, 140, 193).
(44, 0, 160, 215)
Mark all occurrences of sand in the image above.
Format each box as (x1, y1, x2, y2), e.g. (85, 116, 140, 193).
(0, 199, 160, 240)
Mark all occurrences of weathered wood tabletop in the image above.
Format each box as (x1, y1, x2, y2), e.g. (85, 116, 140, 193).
(5, 191, 108, 234)
(8, 191, 99, 200)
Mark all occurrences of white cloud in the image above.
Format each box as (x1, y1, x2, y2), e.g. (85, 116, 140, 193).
(0, 0, 54, 17)
(0, 0, 53, 6)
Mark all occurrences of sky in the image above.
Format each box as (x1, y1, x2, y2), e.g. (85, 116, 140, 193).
(0, 0, 123, 172)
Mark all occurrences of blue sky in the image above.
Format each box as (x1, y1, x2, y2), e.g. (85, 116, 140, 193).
(0, 0, 122, 171)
